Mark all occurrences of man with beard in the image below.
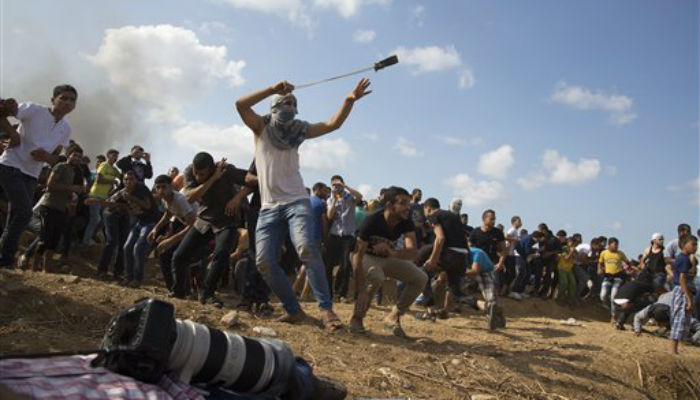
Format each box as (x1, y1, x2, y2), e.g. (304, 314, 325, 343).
(348, 186, 428, 337)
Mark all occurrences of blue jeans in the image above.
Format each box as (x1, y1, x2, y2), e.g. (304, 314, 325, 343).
(256, 198, 332, 314)
(98, 211, 130, 276)
(81, 203, 103, 246)
(0, 164, 37, 266)
(123, 221, 155, 282)
(172, 225, 236, 299)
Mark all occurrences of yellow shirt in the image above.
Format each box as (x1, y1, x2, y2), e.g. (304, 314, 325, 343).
(598, 249, 628, 275)
(557, 247, 574, 271)
(89, 162, 120, 199)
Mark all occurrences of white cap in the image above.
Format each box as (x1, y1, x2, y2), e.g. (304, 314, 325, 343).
(651, 232, 664, 241)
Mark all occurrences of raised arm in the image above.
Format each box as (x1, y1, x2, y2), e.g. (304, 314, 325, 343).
(236, 81, 294, 134)
(306, 78, 371, 139)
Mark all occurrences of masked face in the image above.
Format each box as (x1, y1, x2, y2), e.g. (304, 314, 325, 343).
(271, 95, 298, 124)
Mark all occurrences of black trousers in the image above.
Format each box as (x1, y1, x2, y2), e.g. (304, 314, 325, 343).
(325, 234, 355, 298)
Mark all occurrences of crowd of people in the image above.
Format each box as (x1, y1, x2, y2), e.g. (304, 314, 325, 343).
(0, 82, 698, 356)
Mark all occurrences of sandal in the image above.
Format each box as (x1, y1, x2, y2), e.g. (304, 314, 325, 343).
(255, 302, 274, 317)
(322, 313, 344, 332)
(384, 323, 407, 338)
(276, 310, 307, 324)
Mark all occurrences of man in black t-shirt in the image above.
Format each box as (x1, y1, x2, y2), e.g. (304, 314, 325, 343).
(419, 198, 468, 318)
(171, 152, 252, 307)
(469, 209, 506, 291)
(349, 186, 428, 337)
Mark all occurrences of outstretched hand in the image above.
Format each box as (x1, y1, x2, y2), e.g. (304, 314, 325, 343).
(348, 78, 372, 102)
(271, 81, 295, 96)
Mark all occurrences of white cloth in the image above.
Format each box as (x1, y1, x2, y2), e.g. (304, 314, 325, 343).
(506, 226, 523, 256)
(664, 239, 680, 259)
(255, 128, 308, 210)
(162, 191, 195, 224)
(0, 102, 71, 178)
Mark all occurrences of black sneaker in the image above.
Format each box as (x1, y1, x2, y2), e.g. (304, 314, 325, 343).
(615, 323, 625, 331)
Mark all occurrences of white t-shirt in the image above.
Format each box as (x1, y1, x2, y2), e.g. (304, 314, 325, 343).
(162, 191, 195, 224)
(0, 103, 71, 179)
(506, 226, 523, 256)
(254, 129, 308, 210)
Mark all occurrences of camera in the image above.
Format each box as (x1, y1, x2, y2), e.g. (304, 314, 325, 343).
(94, 298, 295, 397)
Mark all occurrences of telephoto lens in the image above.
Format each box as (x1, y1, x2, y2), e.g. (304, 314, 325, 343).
(97, 298, 296, 398)
(168, 319, 295, 396)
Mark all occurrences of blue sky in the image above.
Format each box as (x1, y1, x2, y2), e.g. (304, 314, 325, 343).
(1, 0, 698, 256)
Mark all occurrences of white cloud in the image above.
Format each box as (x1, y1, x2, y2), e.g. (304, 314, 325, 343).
(444, 173, 505, 207)
(394, 137, 423, 157)
(410, 5, 426, 27)
(198, 21, 232, 35)
(550, 81, 636, 125)
(435, 136, 483, 146)
(299, 138, 353, 170)
(362, 133, 380, 142)
(217, 0, 390, 30)
(87, 25, 245, 121)
(517, 149, 601, 190)
(608, 221, 623, 231)
(314, 0, 390, 18)
(357, 183, 374, 199)
(172, 121, 254, 161)
(353, 29, 376, 43)
(392, 45, 462, 74)
(458, 69, 475, 89)
(477, 145, 514, 179)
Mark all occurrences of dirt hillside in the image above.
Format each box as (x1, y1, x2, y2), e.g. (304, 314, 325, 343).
(1, 253, 699, 400)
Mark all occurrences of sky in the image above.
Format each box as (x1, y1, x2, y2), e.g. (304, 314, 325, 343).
(0, 0, 698, 256)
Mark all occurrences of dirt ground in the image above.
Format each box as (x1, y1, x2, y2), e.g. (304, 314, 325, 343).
(1, 251, 699, 400)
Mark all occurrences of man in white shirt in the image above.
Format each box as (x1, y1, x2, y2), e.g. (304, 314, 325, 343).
(236, 78, 371, 330)
(0, 85, 76, 267)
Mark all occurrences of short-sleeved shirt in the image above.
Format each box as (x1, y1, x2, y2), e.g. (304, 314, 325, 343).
(673, 253, 696, 287)
(469, 227, 505, 263)
(358, 210, 415, 254)
(506, 226, 523, 256)
(327, 191, 356, 236)
(428, 210, 467, 249)
(664, 239, 681, 260)
(39, 162, 75, 211)
(310, 195, 327, 242)
(557, 247, 574, 271)
(184, 163, 247, 233)
(89, 162, 120, 199)
(162, 191, 195, 224)
(109, 184, 159, 223)
(0, 102, 72, 179)
(599, 249, 628, 275)
(468, 247, 494, 273)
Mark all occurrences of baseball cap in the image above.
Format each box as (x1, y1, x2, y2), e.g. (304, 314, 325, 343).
(651, 233, 664, 241)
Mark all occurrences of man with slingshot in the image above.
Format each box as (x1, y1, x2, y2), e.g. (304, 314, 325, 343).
(235, 78, 371, 331)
